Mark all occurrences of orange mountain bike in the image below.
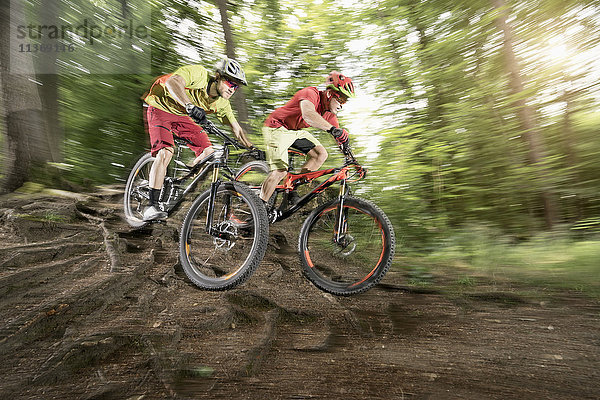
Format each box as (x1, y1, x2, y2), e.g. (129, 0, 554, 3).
(235, 146, 396, 296)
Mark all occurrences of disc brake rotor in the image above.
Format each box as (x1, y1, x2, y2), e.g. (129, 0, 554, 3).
(333, 234, 356, 256)
(213, 221, 237, 250)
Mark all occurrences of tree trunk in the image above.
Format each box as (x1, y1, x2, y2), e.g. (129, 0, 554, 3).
(0, 1, 50, 193)
(560, 89, 583, 220)
(492, 0, 557, 229)
(214, 0, 250, 130)
(38, 0, 63, 163)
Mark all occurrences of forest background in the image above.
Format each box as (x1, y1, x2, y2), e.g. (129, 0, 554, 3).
(1, 0, 599, 293)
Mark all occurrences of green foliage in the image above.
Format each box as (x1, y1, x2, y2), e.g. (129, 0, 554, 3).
(426, 226, 600, 297)
(354, 0, 600, 245)
(9, 0, 600, 253)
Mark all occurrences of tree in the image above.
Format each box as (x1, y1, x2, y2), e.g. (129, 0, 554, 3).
(492, 0, 557, 229)
(37, 0, 63, 163)
(0, 1, 51, 192)
(213, 0, 250, 130)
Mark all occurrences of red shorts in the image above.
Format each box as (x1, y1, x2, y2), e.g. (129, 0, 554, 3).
(145, 105, 211, 157)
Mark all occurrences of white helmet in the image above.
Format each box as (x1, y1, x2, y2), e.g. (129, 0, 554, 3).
(215, 57, 247, 86)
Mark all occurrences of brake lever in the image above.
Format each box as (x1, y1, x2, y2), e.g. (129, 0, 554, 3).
(359, 165, 367, 178)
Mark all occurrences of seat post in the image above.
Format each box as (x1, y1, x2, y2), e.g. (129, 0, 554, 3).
(288, 149, 303, 173)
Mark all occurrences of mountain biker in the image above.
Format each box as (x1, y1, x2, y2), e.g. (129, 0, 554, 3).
(259, 70, 356, 220)
(142, 57, 253, 221)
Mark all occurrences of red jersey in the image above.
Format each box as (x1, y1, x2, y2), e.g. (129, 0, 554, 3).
(264, 87, 339, 130)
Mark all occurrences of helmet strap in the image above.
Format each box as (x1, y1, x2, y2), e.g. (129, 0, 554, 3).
(208, 76, 219, 98)
(325, 89, 335, 112)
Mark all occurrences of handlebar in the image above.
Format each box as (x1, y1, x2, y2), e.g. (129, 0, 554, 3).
(194, 117, 246, 150)
(242, 148, 266, 161)
(195, 115, 365, 179)
(339, 142, 357, 164)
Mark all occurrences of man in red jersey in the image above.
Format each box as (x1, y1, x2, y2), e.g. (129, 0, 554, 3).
(259, 71, 356, 219)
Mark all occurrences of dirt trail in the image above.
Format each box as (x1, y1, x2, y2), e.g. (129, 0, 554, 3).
(0, 190, 598, 399)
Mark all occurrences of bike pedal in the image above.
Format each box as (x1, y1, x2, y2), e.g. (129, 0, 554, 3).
(268, 209, 282, 224)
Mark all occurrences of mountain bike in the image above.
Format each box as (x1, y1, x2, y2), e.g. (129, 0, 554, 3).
(235, 146, 396, 296)
(123, 119, 269, 290)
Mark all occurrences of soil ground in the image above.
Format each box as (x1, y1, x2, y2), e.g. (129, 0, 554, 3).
(0, 189, 598, 399)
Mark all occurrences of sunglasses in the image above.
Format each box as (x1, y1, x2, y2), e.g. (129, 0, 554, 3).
(332, 93, 348, 104)
(223, 79, 239, 90)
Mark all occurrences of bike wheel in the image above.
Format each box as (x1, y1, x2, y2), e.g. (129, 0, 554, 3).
(234, 160, 270, 198)
(298, 196, 395, 295)
(179, 182, 269, 290)
(123, 153, 154, 228)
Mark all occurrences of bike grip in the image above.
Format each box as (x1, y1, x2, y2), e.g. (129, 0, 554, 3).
(255, 148, 266, 160)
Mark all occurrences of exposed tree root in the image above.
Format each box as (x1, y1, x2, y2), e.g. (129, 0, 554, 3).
(76, 210, 121, 272)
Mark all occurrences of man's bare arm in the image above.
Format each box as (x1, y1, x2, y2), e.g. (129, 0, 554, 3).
(165, 75, 192, 107)
(299, 100, 334, 131)
(229, 119, 253, 148)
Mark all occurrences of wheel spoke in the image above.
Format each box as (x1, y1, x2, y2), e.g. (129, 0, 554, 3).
(124, 154, 155, 227)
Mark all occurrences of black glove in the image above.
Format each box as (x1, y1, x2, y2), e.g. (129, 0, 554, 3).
(327, 126, 349, 145)
(185, 104, 207, 124)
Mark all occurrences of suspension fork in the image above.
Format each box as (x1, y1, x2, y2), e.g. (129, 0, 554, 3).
(206, 165, 221, 235)
(334, 179, 349, 243)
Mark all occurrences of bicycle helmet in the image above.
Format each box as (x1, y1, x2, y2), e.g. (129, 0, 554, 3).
(215, 57, 247, 86)
(326, 70, 356, 98)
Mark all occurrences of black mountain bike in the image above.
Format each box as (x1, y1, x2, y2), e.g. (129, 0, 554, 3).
(235, 146, 396, 296)
(123, 120, 269, 290)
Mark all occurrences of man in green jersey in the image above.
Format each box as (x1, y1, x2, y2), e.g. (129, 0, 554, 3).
(142, 58, 253, 221)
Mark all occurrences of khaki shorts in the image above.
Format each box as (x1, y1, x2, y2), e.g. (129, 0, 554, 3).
(262, 126, 322, 170)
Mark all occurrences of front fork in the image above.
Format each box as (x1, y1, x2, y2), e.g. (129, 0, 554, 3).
(206, 165, 221, 236)
(204, 164, 237, 241)
(334, 180, 349, 243)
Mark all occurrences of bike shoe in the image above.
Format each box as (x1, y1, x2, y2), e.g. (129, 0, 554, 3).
(142, 205, 168, 221)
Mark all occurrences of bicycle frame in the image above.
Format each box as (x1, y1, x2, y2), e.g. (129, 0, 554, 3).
(272, 160, 362, 232)
(156, 122, 244, 241)
(159, 148, 215, 217)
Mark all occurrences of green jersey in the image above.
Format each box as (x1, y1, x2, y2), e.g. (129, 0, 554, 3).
(144, 64, 236, 124)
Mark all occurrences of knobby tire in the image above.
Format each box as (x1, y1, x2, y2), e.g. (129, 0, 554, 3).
(179, 182, 269, 290)
(298, 196, 395, 296)
(123, 153, 155, 228)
